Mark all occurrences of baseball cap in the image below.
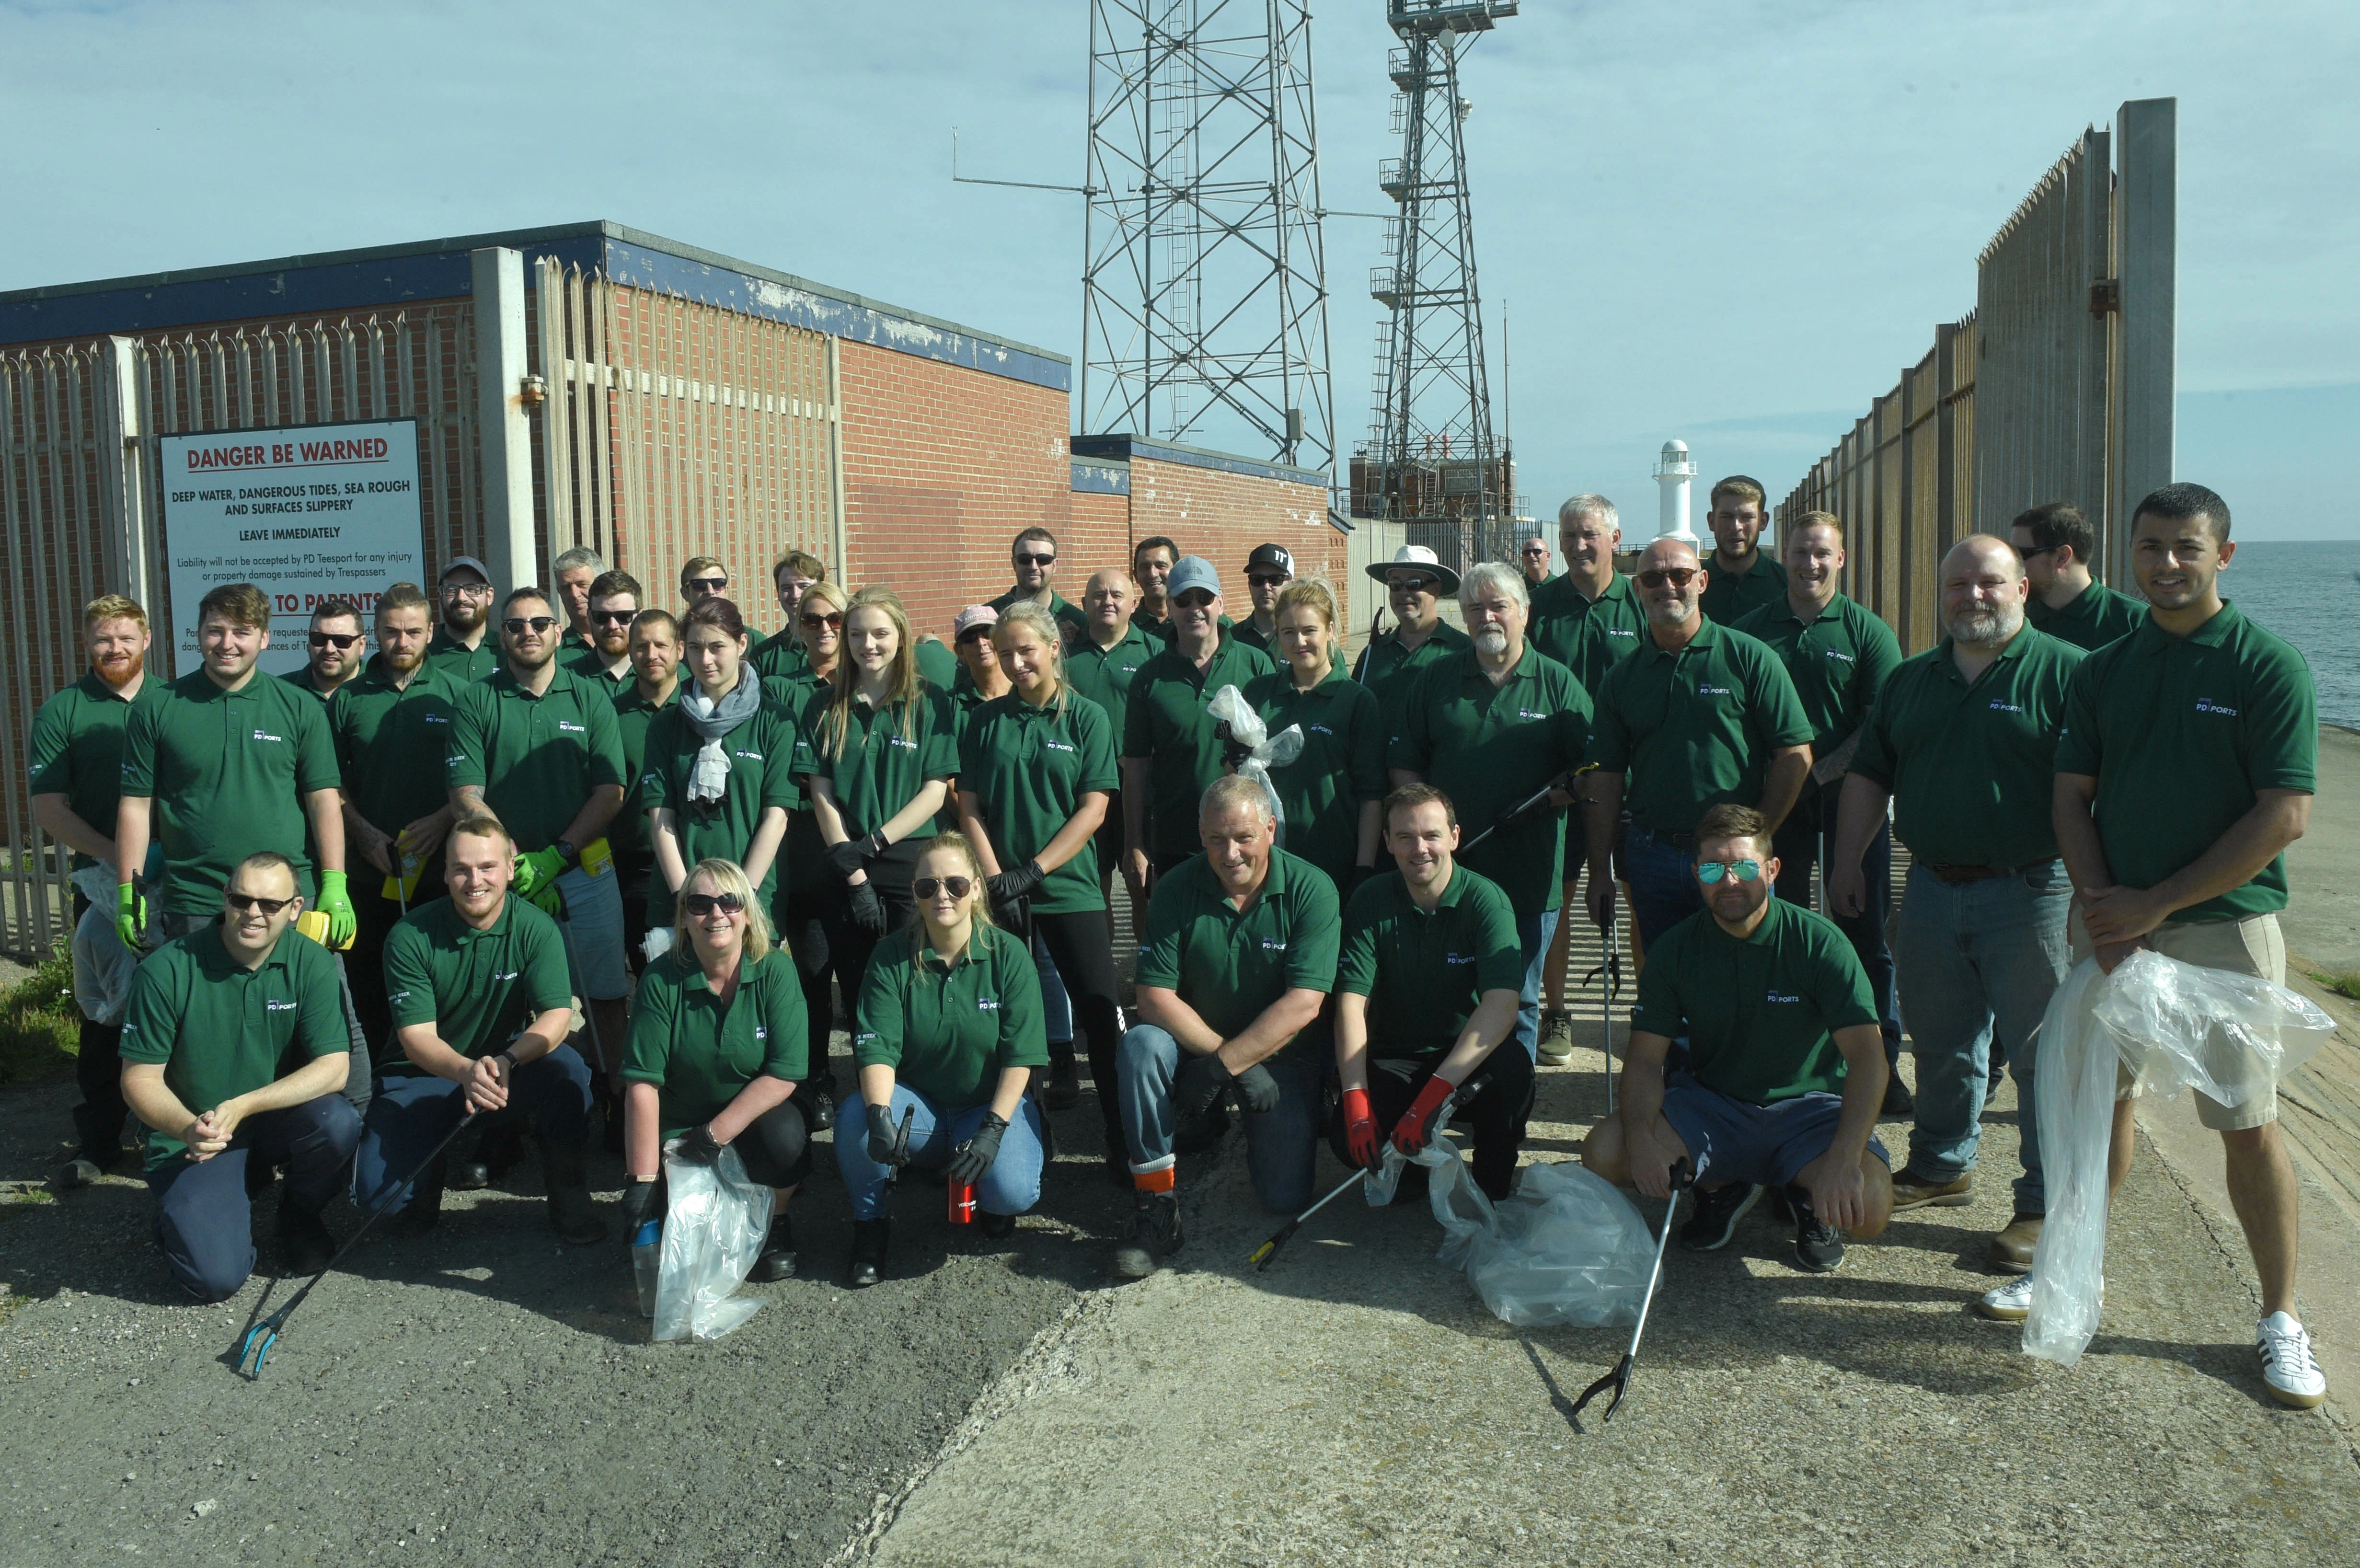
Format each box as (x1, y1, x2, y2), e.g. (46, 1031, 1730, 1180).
(1166, 556, 1222, 601)
(952, 604, 1000, 641)
(439, 554, 493, 587)
(1245, 542, 1294, 578)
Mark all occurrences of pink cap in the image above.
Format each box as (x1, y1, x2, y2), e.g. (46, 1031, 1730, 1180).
(952, 604, 1000, 640)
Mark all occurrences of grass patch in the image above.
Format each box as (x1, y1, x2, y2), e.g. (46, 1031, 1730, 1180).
(2313, 968, 2360, 1004)
(0, 942, 80, 1087)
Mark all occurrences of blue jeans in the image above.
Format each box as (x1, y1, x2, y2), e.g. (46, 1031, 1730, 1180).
(353, 1046, 594, 1214)
(1775, 789, 1901, 1066)
(1515, 907, 1558, 1061)
(1623, 823, 1704, 952)
(146, 1095, 361, 1303)
(834, 1084, 1047, 1221)
(1891, 859, 2071, 1212)
(1034, 929, 1073, 1048)
(1117, 1022, 1323, 1214)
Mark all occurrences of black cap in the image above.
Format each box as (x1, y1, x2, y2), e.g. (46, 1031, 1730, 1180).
(1245, 542, 1294, 577)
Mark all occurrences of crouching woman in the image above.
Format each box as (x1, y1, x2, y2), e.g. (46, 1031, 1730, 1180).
(621, 858, 810, 1282)
(837, 833, 1048, 1285)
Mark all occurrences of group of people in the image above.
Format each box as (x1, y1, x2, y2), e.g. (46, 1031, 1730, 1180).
(26, 471, 2327, 1408)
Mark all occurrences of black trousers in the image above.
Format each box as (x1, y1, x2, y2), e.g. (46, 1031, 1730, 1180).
(783, 810, 840, 1086)
(730, 1099, 814, 1189)
(821, 838, 929, 1015)
(1031, 907, 1124, 1143)
(67, 887, 130, 1162)
(347, 882, 429, 1073)
(1328, 1048, 1536, 1200)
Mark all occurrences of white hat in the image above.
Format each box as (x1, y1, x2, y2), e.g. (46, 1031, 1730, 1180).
(1364, 544, 1459, 595)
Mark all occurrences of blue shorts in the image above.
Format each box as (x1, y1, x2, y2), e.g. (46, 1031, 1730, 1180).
(1659, 1073, 1890, 1189)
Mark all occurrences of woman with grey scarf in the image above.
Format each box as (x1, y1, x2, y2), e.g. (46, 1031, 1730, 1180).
(641, 599, 801, 955)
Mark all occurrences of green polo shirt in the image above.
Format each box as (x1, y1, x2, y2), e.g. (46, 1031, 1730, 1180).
(1351, 620, 1473, 744)
(1234, 617, 1278, 654)
(2054, 600, 2316, 923)
(1633, 899, 1877, 1105)
(1589, 620, 1813, 838)
(1388, 646, 1591, 916)
(609, 680, 674, 891)
(1134, 848, 1340, 1054)
(799, 683, 958, 842)
(1698, 552, 1789, 625)
(2029, 579, 2145, 652)
(329, 657, 463, 886)
(749, 628, 810, 682)
(380, 893, 573, 1071)
(27, 672, 163, 866)
(1119, 633, 1278, 859)
(852, 923, 1048, 1109)
(639, 695, 801, 922)
(986, 588, 1089, 644)
(119, 923, 350, 1168)
(1852, 627, 2084, 868)
(914, 638, 958, 692)
(1065, 624, 1159, 744)
(1731, 593, 1904, 754)
(622, 948, 808, 1138)
(1530, 573, 1647, 699)
(444, 664, 628, 853)
(1336, 864, 1522, 1059)
(425, 628, 497, 684)
(1243, 668, 1388, 887)
(560, 643, 628, 684)
(278, 665, 356, 706)
(957, 690, 1119, 915)
(120, 669, 342, 915)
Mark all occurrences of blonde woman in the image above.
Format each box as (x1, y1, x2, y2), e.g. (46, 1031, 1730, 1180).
(771, 577, 850, 1129)
(1240, 579, 1387, 895)
(839, 833, 1048, 1286)
(620, 858, 810, 1282)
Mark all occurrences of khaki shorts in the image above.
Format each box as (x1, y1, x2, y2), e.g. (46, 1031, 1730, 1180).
(2068, 909, 2286, 1131)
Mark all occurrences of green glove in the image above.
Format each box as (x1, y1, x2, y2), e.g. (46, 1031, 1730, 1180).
(317, 869, 357, 950)
(523, 876, 566, 917)
(512, 845, 568, 902)
(115, 880, 146, 951)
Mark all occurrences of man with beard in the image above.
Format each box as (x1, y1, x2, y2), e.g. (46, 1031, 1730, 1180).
(1388, 562, 1589, 1058)
(30, 594, 164, 1185)
(1350, 545, 1472, 743)
(1121, 557, 1277, 887)
(282, 599, 368, 703)
(427, 556, 499, 683)
(445, 588, 631, 1129)
(987, 527, 1087, 646)
(329, 582, 461, 1063)
(566, 569, 642, 694)
(551, 546, 605, 661)
(1735, 512, 1905, 1104)
(2011, 501, 2144, 652)
(1696, 476, 1787, 625)
(1233, 542, 1293, 654)
(751, 550, 827, 680)
(1831, 535, 2082, 1273)
(1584, 538, 1812, 952)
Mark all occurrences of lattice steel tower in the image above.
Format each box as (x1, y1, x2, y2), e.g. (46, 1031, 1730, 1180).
(1356, 0, 1516, 536)
(1080, 0, 1335, 475)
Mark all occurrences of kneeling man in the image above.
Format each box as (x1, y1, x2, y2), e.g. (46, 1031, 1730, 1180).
(1581, 803, 1892, 1272)
(120, 852, 360, 1302)
(1114, 773, 1339, 1278)
(355, 816, 604, 1243)
(1333, 784, 1531, 1199)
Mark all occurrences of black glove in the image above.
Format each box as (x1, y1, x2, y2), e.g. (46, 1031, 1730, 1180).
(985, 860, 1046, 906)
(848, 879, 887, 935)
(1214, 720, 1255, 772)
(866, 1103, 910, 1166)
(672, 1124, 723, 1166)
(1231, 1062, 1281, 1115)
(826, 831, 887, 883)
(945, 1112, 1009, 1185)
(621, 1179, 661, 1232)
(1173, 1053, 1279, 1118)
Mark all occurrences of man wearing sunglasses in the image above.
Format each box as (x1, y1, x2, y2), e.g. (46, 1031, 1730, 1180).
(565, 570, 643, 693)
(1518, 533, 1555, 589)
(1584, 537, 1813, 954)
(987, 527, 1088, 646)
(551, 546, 606, 661)
(2010, 501, 2144, 652)
(1350, 545, 1472, 742)
(1696, 476, 1788, 626)
(118, 850, 364, 1299)
(1581, 804, 1892, 1273)
(752, 549, 828, 680)
(426, 556, 499, 684)
(1234, 542, 1294, 653)
(283, 599, 368, 703)
(445, 587, 632, 1127)
(679, 555, 731, 611)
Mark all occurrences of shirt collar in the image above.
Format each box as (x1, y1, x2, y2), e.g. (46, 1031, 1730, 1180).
(1646, 617, 1721, 658)
(193, 920, 292, 978)
(2131, 598, 2235, 655)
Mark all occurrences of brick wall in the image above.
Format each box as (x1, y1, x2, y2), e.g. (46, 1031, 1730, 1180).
(1127, 454, 1344, 611)
(1057, 484, 1134, 596)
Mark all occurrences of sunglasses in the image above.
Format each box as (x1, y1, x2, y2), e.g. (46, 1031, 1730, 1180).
(1387, 575, 1439, 592)
(685, 576, 728, 593)
(2017, 544, 2059, 560)
(227, 892, 294, 915)
(1521, 547, 1551, 557)
(590, 607, 637, 625)
(502, 616, 558, 635)
(308, 631, 362, 649)
(1247, 574, 1288, 588)
(1014, 553, 1056, 567)
(914, 876, 974, 900)
(683, 892, 745, 918)
(800, 611, 844, 629)
(1695, 860, 1762, 884)
(1637, 567, 1699, 589)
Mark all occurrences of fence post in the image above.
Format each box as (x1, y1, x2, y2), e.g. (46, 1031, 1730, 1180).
(2110, 98, 2176, 586)
(100, 336, 150, 608)
(472, 246, 538, 596)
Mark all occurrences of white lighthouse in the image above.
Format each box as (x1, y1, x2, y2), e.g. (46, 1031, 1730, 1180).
(1653, 439, 1699, 544)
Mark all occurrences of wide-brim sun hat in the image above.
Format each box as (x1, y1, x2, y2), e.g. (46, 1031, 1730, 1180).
(1364, 544, 1459, 596)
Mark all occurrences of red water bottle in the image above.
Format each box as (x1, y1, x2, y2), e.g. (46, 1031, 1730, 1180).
(947, 1175, 977, 1224)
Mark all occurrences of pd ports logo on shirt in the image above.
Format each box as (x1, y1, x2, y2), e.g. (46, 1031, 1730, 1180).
(1697, 684, 1732, 697)
(423, 713, 449, 725)
(492, 969, 519, 983)
(251, 729, 285, 743)
(1444, 951, 1474, 966)
(754, 1027, 769, 1042)
(733, 748, 765, 762)
(265, 998, 299, 1012)
(1988, 701, 2025, 714)
(1044, 740, 1077, 753)
(1260, 938, 1288, 951)
(1766, 991, 1802, 1004)
(558, 721, 587, 735)
(1823, 649, 1855, 664)
(888, 735, 920, 751)
(2195, 698, 2240, 717)
(978, 997, 1001, 1012)
(1516, 709, 1549, 722)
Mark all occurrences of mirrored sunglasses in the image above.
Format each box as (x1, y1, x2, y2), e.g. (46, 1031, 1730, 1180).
(1695, 860, 1762, 884)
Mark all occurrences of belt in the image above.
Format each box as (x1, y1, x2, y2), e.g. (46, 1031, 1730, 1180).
(1632, 824, 1694, 850)
(1919, 859, 2039, 885)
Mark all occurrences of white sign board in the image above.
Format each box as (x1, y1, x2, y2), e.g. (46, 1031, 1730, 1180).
(158, 419, 427, 677)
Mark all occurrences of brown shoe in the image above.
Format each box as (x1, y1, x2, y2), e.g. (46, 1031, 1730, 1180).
(1987, 1211, 2042, 1274)
(1888, 1167, 1973, 1211)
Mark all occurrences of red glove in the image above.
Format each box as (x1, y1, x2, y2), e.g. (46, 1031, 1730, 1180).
(1341, 1087, 1381, 1171)
(1391, 1074, 1457, 1157)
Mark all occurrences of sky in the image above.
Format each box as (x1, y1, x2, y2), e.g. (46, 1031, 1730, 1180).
(4, 0, 2354, 542)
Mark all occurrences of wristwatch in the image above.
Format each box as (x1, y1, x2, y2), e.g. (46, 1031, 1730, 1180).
(554, 838, 583, 869)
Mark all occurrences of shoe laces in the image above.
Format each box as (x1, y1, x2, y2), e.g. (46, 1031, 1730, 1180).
(2259, 1315, 2319, 1378)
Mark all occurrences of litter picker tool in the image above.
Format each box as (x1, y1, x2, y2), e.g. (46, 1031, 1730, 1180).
(1248, 1090, 1458, 1270)
(236, 1109, 477, 1377)
(1581, 914, 1624, 1114)
(1455, 764, 1597, 861)
(1569, 1159, 1692, 1429)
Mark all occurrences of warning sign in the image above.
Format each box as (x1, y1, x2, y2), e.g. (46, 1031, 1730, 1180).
(158, 418, 427, 677)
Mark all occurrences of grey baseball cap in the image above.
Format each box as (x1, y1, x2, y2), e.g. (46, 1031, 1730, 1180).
(1166, 555, 1222, 601)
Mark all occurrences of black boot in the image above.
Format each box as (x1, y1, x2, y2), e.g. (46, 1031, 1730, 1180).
(1110, 1190, 1183, 1280)
(752, 1212, 797, 1281)
(393, 1154, 447, 1236)
(277, 1201, 337, 1275)
(848, 1218, 891, 1287)
(800, 1078, 836, 1134)
(540, 1139, 608, 1245)
(1042, 1047, 1082, 1111)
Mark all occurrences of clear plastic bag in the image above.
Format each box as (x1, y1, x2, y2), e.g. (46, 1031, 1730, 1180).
(1206, 685, 1304, 838)
(1422, 1147, 1658, 1328)
(2026, 950, 2335, 1366)
(69, 864, 137, 1024)
(652, 1141, 774, 1344)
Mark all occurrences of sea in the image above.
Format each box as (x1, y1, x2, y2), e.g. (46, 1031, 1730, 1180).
(2220, 540, 2360, 730)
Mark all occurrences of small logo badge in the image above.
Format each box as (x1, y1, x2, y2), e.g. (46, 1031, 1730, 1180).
(1698, 684, 1732, 697)
(1988, 701, 2024, 714)
(2194, 698, 2239, 716)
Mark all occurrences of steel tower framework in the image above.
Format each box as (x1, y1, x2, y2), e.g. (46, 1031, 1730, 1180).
(1358, 0, 1516, 534)
(1080, 0, 1335, 475)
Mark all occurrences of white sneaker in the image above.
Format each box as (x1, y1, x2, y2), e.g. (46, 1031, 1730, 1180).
(2257, 1312, 2327, 1409)
(1974, 1275, 2103, 1323)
